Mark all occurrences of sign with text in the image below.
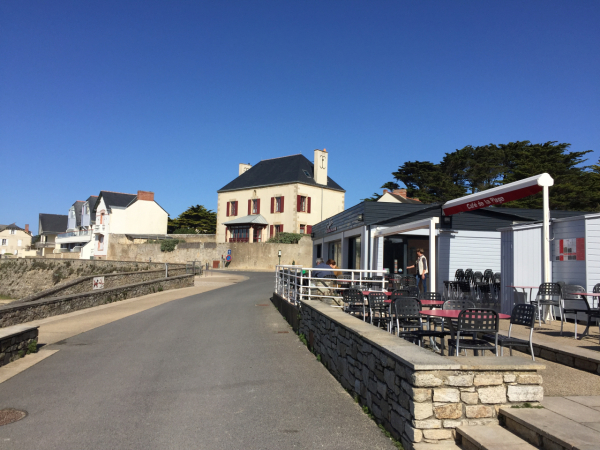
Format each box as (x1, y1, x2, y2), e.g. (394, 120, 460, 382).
(93, 276, 105, 290)
(554, 238, 585, 261)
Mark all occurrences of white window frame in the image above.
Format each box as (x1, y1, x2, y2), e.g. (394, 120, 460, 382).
(252, 199, 258, 215)
(275, 197, 282, 213)
(1, 239, 7, 246)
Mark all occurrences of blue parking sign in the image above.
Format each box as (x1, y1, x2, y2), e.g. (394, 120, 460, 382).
(227, 249, 232, 255)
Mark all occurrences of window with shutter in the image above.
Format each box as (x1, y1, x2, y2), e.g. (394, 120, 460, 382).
(257, 198, 261, 214)
(248, 200, 252, 215)
(271, 197, 275, 213)
(307, 225, 312, 234)
(226, 202, 230, 217)
(269, 225, 274, 238)
(307, 197, 311, 213)
(280, 196, 284, 213)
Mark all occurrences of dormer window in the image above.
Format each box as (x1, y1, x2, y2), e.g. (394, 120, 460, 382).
(303, 170, 311, 178)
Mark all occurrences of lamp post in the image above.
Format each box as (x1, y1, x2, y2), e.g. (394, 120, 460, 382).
(278, 250, 281, 266)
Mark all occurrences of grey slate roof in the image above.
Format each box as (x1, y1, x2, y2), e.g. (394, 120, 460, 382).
(93, 191, 137, 212)
(72, 201, 84, 228)
(0, 223, 24, 232)
(217, 154, 345, 193)
(223, 214, 269, 226)
(38, 214, 68, 235)
(86, 195, 98, 221)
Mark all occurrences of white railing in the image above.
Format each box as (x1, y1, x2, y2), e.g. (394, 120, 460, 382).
(275, 265, 388, 305)
(57, 230, 91, 239)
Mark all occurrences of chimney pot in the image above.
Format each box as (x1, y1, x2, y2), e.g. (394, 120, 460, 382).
(25, 224, 29, 233)
(383, 189, 389, 194)
(137, 190, 154, 201)
(393, 188, 407, 198)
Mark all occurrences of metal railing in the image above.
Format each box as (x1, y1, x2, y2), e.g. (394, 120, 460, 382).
(275, 265, 387, 305)
(35, 242, 55, 248)
(57, 230, 91, 239)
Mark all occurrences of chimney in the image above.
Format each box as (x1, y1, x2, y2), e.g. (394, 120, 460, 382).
(392, 189, 407, 198)
(25, 224, 29, 233)
(383, 189, 389, 194)
(137, 190, 154, 201)
(314, 148, 328, 186)
(239, 163, 252, 176)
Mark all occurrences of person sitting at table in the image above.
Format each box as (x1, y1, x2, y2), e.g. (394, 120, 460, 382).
(327, 259, 342, 278)
(313, 258, 333, 278)
(312, 258, 336, 304)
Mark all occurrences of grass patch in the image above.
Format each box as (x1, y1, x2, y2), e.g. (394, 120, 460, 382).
(511, 402, 543, 409)
(0, 294, 13, 300)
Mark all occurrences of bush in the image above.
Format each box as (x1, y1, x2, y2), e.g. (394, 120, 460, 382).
(160, 239, 185, 252)
(172, 228, 198, 234)
(267, 232, 305, 244)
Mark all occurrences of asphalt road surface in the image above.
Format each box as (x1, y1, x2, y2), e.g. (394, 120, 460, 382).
(0, 272, 396, 450)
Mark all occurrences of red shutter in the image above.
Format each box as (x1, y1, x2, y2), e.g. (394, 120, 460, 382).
(257, 198, 260, 214)
(270, 225, 273, 238)
(307, 197, 311, 214)
(234, 201, 238, 216)
(280, 224, 283, 233)
(248, 199, 251, 215)
(226, 202, 230, 217)
(280, 196, 284, 212)
(297, 195, 301, 212)
(307, 225, 312, 234)
(271, 197, 274, 213)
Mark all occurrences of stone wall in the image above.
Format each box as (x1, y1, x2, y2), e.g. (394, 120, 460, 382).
(0, 258, 185, 300)
(0, 275, 194, 328)
(108, 234, 312, 270)
(295, 297, 545, 450)
(17, 267, 187, 303)
(0, 326, 39, 367)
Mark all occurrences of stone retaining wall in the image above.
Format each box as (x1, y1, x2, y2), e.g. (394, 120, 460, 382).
(295, 297, 545, 450)
(0, 275, 194, 328)
(0, 326, 39, 367)
(17, 267, 187, 303)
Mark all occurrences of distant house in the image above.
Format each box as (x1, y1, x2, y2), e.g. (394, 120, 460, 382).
(216, 149, 345, 243)
(0, 223, 32, 257)
(37, 214, 68, 256)
(89, 190, 168, 259)
(55, 195, 98, 255)
(377, 188, 421, 204)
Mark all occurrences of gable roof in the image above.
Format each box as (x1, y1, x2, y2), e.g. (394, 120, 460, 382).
(85, 195, 98, 221)
(217, 154, 345, 193)
(0, 223, 24, 232)
(71, 200, 85, 228)
(379, 191, 423, 205)
(38, 214, 68, 235)
(93, 191, 137, 212)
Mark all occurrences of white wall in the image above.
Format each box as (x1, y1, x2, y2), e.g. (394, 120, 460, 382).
(552, 218, 586, 287)
(110, 200, 168, 235)
(585, 215, 600, 294)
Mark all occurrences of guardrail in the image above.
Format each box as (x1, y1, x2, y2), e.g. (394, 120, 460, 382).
(57, 230, 91, 239)
(274, 265, 387, 305)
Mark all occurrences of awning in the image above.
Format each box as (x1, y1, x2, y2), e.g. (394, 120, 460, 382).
(442, 173, 554, 216)
(223, 214, 268, 226)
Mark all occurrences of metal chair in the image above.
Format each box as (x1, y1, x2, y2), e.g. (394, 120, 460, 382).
(368, 291, 390, 330)
(448, 309, 499, 356)
(531, 283, 562, 327)
(405, 276, 417, 287)
(419, 292, 441, 301)
(561, 285, 600, 340)
(455, 269, 465, 281)
(593, 283, 600, 293)
(393, 297, 423, 338)
(342, 288, 366, 320)
(482, 304, 536, 360)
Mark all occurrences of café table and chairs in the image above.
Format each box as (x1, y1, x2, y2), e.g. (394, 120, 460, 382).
(562, 285, 600, 343)
(530, 283, 563, 328)
(481, 304, 536, 360)
(447, 308, 501, 357)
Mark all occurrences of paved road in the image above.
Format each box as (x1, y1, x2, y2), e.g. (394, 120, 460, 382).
(0, 272, 396, 449)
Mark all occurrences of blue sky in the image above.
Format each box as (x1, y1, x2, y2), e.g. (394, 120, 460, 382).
(1, 1, 599, 232)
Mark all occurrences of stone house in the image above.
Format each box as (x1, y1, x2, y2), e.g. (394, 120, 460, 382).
(0, 223, 32, 257)
(216, 149, 345, 243)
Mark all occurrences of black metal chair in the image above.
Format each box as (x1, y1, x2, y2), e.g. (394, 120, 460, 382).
(482, 304, 536, 360)
(455, 269, 465, 281)
(594, 283, 600, 293)
(368, 291, 390, 330)
(448, 309, 499, 356)
(531, 283, 562, 328)
(560, 285, 600, 341)
(405, 276, 417, 287)
(342, 288, 366, 320)
(419, 292, 442, 301)
(393, 297, 423, 338)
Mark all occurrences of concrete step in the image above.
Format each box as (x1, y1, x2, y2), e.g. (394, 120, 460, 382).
(499, 403, 600, 450)
(456, 425, 537, 450)
(414, 442, 461, 450)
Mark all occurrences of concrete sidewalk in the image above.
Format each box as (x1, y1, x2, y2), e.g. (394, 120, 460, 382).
(0, 272, 248, 384)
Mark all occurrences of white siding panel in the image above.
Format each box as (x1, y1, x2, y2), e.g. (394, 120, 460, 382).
(512, 226, 544, 309)
(586, 217, 600, 295)
(501, 230, 514, 314)
(448, 232, 501, 279)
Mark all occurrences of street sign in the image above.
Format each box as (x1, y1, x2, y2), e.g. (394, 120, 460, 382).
(226, 255, 231, 262)
(227, 249, 231, 255)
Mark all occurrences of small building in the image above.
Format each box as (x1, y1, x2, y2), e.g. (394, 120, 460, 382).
(0, 223, 32, 257)
(89, 190, 168, 260)
(36, 214, 68, 256)
(216, 149, 345, 243)
(310, 201, 584, 293)
(377, 188, 421, 204)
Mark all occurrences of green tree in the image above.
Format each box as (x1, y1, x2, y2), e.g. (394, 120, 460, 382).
(380, 141, 599, 211)
(168, 205, 217, 234)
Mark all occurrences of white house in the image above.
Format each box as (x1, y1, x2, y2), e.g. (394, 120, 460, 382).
(86, 190, 168, 260)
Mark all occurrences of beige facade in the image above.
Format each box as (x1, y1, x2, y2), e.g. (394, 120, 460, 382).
(216, 150, 345, 243)
(0, 225, 32, 257)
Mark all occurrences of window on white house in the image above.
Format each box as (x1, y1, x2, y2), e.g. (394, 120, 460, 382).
(230, 201, 238, 216)
(274, 225, 282, 234)
(275, 197, 282, 212)
(252, 199, 258, 214)
(18, 240, 22, 247)
(300, 224, 305, 234)
(10, 229, 15, 235)
(299, 196, 307, 212)
(1, 239, 6, 246)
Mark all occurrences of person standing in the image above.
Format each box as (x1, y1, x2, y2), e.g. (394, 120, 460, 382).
(407, 248, 428, 293)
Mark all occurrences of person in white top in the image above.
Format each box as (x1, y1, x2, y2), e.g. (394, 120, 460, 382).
(406, 248, 428, 293)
